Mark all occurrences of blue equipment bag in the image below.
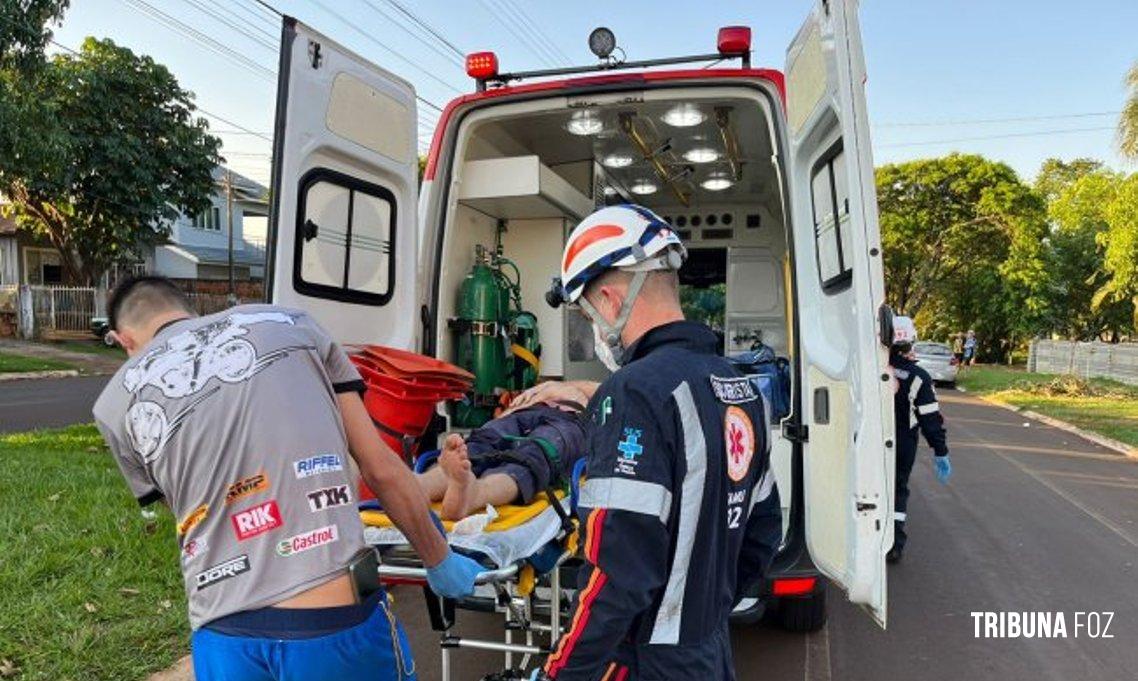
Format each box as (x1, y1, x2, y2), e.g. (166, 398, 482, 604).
(728, 344, 792, 423)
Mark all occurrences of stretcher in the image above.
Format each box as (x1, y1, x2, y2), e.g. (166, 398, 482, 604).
(360, 452, 588, 681)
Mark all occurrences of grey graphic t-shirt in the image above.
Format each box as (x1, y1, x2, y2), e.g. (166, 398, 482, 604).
(92, 304, 367, 629)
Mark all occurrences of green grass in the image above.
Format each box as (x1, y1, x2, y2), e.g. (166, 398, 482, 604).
(0, 425, 187, 680)
(52, 341, 125, 358)
(958, 365, 1138, 448)
(0, 351, 75, 374)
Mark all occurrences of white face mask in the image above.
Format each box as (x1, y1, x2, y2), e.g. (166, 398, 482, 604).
(592, 321, 621, 373)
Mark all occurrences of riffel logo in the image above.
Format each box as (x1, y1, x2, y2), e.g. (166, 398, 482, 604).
(195, 554, 250, 591)
(225, 472, 268, 505)
(306, 485, 352, 512)
(177, 504, 208, 536)
(276, 524, 338, 557)
(293, 454, 343, 479)
(230, 500, 283, 541)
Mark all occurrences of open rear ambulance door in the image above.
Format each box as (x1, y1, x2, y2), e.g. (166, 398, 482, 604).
(784, 0, 893, 626)
(266, 18, 419, 348)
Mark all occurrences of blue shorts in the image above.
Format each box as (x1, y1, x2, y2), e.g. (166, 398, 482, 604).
(191, 591, 416, 681)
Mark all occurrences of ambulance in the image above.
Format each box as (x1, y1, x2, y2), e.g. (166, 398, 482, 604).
(265, 0, 896, 630)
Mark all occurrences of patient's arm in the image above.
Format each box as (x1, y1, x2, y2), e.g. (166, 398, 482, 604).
(506, 380, 599, 413)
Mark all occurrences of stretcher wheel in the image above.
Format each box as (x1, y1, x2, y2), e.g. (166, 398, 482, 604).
(778, 587, 827, 632)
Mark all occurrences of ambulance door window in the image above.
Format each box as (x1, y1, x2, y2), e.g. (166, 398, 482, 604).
(810, 143, 852, 292)
(295, 168, 396, 305)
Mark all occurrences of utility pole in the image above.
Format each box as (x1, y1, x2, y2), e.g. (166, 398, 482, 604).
(225, 168, 236, 305)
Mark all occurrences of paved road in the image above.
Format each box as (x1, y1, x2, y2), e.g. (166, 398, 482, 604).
(391, 390, 1138, 681)
(0, 375, 109, 433)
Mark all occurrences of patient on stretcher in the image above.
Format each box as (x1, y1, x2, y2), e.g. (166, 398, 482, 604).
(417, 384, 590, 520)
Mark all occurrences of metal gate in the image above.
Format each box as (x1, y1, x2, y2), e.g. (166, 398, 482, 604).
(30, 285, 97, 336)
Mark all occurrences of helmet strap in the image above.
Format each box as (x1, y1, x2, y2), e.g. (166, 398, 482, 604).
(578, 269, 649, 367)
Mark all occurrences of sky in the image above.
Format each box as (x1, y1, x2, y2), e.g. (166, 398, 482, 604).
(47, 0, 1138, 188)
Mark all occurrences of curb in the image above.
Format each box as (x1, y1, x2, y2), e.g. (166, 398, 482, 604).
(977, 394, 1138, 460)
(0, 369, 80, 382)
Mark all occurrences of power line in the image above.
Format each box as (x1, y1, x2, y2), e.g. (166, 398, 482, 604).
(201, 0, 279, 45)
(378, 0, 465, 59)
(306, 0, 463, 97)
(249, 0, 282, 17)
(476, 0, 557, 68)
(228, 0, 282, 32)
(178, 0, 277, 52)
(878, 126, 1116, 149)
(499, 0, 572, 64)
(356, 0, 464, 68)
(488, 0, 562, 66)
(875, 111, 1122, 128)
(118, 0, 275, 80)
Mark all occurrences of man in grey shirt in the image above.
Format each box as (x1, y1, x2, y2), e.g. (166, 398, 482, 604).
(94, 276, 481, 681)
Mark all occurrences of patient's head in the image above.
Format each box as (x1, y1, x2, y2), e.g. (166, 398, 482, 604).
(109, 275, 196, 356)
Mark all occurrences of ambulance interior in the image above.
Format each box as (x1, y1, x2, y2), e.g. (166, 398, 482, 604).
(433, 88, 796, 515)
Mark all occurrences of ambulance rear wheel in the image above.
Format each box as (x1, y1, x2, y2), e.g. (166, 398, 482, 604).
(778, 588, 827, 632)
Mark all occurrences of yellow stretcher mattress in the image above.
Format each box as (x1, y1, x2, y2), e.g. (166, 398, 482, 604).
(360, 491, 564, 534)
(361, 492, 571, 568)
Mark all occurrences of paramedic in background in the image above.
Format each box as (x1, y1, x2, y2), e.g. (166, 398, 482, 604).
(93, 276, 482, 681)
(888, 315, 952, 564)
(535, 205, 782, 680)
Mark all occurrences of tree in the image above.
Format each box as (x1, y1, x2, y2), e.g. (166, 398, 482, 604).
(0, 0, 69, 69)
(875, 154, 1049, 359)
(1119, 62, 1138, 159)
(1098, 174, 1138, 328)
(0, 34, 221, 285)
(1043, 163, 1133, 340)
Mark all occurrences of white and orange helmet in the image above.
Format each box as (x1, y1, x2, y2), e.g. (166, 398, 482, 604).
(548, 204, 686, 307)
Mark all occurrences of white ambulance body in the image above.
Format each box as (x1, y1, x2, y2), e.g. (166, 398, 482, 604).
(266, 0, 895, 628)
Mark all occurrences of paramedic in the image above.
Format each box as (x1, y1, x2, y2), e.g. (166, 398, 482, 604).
(93, 276, 482, 681)
(537, 205, 782, 680)
(888, 315, 952, 564)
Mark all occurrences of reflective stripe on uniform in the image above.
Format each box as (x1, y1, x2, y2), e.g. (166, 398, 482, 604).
(908, 376, 923, 429)
(894, 511, 907, 521)
(649, 381, 707, 645)
(748, 466, 775, 514)
(580, 477, 673, 524)
(917, 402, 939, 415)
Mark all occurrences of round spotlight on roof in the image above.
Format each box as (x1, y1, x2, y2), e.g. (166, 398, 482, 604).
(566, 110, 603, 136)
(662, 103, 706, 127)
(601, 153, 634, 168)
(630, 180, 658, 195)
(701, 172, 733, 191)
(588, 27, 616, 59)
(683, 147, 719, 164)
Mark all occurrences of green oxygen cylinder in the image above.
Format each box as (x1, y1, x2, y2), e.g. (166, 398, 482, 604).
(454, 245, 509, 427)
(509, 310, 540, 390)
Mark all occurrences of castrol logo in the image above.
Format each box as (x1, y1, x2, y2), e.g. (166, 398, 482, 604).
(276, 524, 338, 557)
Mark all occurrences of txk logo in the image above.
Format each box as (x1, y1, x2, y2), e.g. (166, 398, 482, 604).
(306, 485, 352, 512)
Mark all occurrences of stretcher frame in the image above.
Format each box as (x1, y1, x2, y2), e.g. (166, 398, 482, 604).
(377, 549, 572, 680)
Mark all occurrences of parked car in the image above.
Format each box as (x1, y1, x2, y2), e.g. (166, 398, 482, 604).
(90, 316, 115, 346)
(914, 341, 959, 385)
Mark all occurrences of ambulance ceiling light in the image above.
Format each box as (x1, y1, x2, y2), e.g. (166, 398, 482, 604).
(601, 152, 634, 168)
(602, 185, 618, 197)
(701, 172, 733, 191)
(683, 147, 719, 164)
(662, 104, 706, 127)
(567, 110, 603, 136)
(630, 180, 658, 195)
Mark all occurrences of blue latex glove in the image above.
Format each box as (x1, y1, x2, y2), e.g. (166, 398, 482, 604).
(935, 455, 952, 484)
(426, 549, 482, 599)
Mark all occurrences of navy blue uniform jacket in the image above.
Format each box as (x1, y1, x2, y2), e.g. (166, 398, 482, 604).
(544, 321, 782, 681)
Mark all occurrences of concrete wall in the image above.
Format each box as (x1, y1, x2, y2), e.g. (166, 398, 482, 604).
(1028, 340, 1138, 386)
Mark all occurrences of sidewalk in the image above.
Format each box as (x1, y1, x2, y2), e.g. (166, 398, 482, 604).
(0, 338, 123, 376)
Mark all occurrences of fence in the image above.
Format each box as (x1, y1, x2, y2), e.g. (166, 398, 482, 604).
(30, 285, 98, 338)
(1028, 340, 1138, 386)
(2, 285, 257, 339)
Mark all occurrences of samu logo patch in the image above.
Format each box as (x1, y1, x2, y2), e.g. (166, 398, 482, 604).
(614, 427, 644, 476)
(724, 406, 755, 482)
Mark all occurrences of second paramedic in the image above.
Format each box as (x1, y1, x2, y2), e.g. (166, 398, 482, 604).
(888, 315, 952, 564)
(537, 205, 782, 680)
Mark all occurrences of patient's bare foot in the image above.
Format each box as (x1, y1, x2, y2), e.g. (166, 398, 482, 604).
(440, 434, 476, 520)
